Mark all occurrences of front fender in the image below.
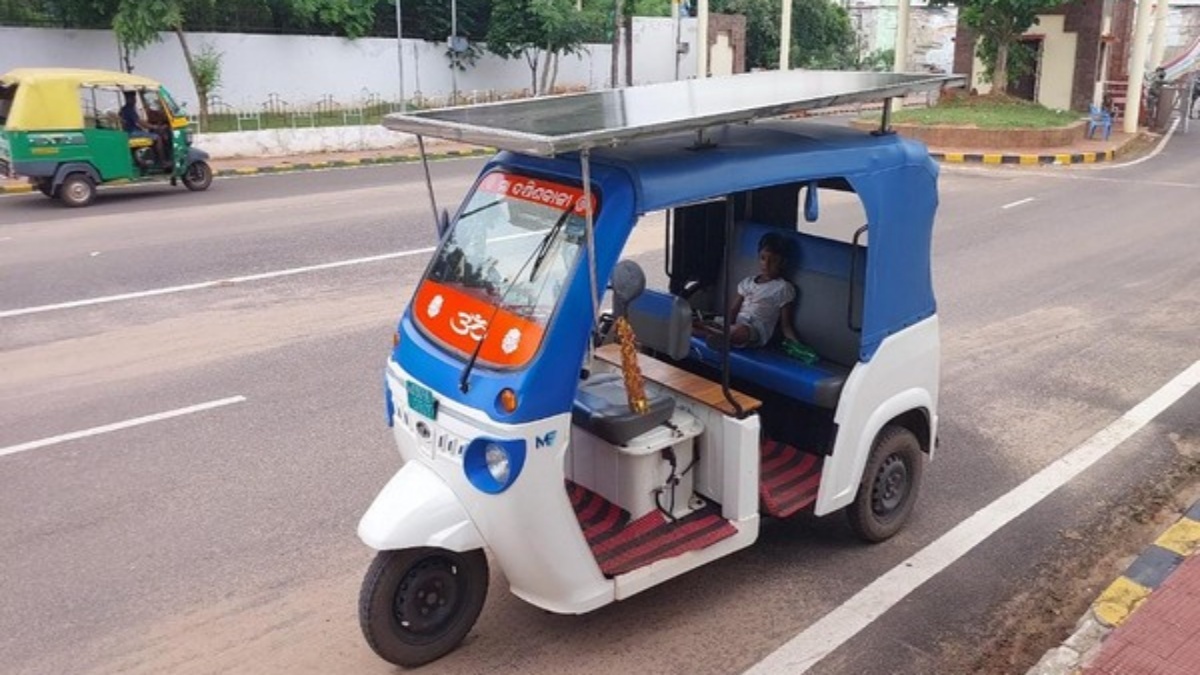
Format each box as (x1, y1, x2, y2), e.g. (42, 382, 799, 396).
(185, 147, 210, 165)
(358, 461, 485, 553)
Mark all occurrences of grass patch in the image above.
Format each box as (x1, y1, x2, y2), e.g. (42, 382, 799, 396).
(880, 94, 1082, 129)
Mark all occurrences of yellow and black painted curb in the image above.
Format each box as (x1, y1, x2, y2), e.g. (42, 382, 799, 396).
(0, 148, 494, 195)
(0, 182, 33, 195)
(931, 149, 1117, 166)
(1090, 499, 1200, 628)
(211, 147, 494, 179)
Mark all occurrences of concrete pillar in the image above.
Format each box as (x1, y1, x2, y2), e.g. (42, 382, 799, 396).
(697, 0, 709, 78)
(780, 0, 792, 70)
(894, 0, 911, 72)
(1150, 2, 1169, 69)
(1126, 0, 1155, 133)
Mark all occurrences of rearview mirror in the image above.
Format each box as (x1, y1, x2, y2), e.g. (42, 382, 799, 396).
(437, 208, 451, 238)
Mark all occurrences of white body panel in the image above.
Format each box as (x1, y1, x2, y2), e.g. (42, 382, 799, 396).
(358, 461, 485, 552)
(815, 317, 940, 516)
(369, 359, 764, 615)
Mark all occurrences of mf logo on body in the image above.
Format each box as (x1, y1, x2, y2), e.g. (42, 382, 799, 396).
(535, 430, 558, 449)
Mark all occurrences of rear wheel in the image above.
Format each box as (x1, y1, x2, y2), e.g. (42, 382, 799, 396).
(58, 173, 96, 208)
(182, 160, 212, 191)
(847, 424, 924, 543)
(359, 547, 489, 667)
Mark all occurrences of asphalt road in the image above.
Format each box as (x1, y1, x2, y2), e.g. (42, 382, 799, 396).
(1, 129, 1197, 675)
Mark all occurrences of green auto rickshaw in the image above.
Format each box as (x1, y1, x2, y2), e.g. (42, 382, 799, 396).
(0, 68, 212, 207)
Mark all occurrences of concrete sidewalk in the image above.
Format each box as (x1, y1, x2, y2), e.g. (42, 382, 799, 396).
(1029, 499, 1200, 675)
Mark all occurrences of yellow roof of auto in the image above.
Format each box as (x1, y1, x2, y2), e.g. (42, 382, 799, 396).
(1, 68, 162, 131)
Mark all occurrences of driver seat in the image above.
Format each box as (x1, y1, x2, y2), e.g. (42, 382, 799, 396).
(572, 260, 675, 445)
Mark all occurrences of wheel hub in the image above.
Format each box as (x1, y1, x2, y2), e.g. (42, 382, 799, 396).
(393, 559, 462, 638)
(872, 454, 909, 516)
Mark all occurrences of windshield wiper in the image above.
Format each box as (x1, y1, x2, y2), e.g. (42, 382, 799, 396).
(528, 207, 574, 283)
(458, 199, 503, 220)
(458, 205, 575, 393)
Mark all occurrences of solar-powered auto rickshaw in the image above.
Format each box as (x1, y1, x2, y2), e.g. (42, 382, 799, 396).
(356, 70, 963, 667)
(0, 68, 212, 207)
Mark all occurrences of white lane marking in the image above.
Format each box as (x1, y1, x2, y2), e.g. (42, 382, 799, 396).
(1108, 117, 1179, 169)
(1002, 197, 1035, 209)
(0, 231, 541, 320)
(0, 249, 433, 319)
(0, 237, 12, 242)
(0, 396, 247, 459)
(746, 359, 1200, 674)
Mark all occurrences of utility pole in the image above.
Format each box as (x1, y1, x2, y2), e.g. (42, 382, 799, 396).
(1126, 0, 1155, 133)
(780, 0, 792, 70)
(450, 0, 458, 105)
(894, 0, 910, 72)
(697, 0, 709, 78)
(1150, 1, 1168, 71)
(395, 0, 406, 112)
(672, 0, 682, 80)
(612, 0, 623, 88)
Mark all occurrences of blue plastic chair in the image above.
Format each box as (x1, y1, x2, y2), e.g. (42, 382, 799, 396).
(1087, 104, 1113, 140)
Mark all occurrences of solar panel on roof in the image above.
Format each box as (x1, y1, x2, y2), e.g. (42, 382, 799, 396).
(383, 70, 965, 156)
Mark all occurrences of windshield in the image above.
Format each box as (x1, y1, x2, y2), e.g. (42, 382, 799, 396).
(412, 170, 598, 368)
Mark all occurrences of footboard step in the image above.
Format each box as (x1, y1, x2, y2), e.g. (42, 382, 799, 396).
(759, 439, 823, 518)
(566, 481, 736, 577)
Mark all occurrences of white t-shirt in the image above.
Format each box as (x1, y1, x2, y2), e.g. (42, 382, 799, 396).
(736, 276, 796, 345)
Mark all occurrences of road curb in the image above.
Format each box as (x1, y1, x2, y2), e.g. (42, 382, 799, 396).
(930, 149, 1117, 166)
(0, 183, 33, 195)
(211, 147, 494, 179)
(1025, 498, 1200, 675)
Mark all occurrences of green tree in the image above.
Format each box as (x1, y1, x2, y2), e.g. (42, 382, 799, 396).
(711, 0, 854, 70)
(487, 0, 602, 95)
(930, 0, 1067, 91)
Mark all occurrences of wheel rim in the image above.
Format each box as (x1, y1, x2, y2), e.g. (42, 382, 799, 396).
(187, 164, 209, 183)
(392, 557, 465, 642)
(66, 181, 90, 203)
(871, 454, 909, 516)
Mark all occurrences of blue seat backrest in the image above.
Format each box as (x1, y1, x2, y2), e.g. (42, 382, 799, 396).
(720, 222, 864, 367)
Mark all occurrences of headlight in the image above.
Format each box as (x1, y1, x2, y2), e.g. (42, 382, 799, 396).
(485, 444, 510, 483)
(464, 438, 526, 494)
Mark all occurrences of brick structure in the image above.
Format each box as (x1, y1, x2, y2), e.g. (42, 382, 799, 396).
(706, 14, 747, 75)
(951, 0, 1134, 111)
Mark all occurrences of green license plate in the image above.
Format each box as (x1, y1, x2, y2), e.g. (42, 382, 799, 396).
(406, 381, 438, 419)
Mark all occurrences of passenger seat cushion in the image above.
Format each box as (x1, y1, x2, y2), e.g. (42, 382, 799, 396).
(689, 339, 849, 409)
(572, 373, 675, 445)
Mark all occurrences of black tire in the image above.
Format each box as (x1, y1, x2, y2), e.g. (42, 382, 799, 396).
(58, 173, 96, 208)
(182, 160, 212, 192)
(847, 424, 925, 543)
(359, 547, 489, 668)
(35, 179, 54, 197)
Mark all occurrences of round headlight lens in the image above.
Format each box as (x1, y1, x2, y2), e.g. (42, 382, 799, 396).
(485, 444, 510, 484)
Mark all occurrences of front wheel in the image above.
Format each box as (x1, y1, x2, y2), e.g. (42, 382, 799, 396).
(359, 547, 489, 668)
(847, 425, 925, 543)
(182, 160, 212, 192)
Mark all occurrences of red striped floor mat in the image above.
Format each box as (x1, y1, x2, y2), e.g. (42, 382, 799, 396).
(759, 439, 823, 518)
(567, 481, 737, 577)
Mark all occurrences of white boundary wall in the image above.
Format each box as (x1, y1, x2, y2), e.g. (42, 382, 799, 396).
(0, 20, 697, 110)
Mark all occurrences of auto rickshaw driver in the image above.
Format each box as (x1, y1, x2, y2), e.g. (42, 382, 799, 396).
(120, 90, 166, 166)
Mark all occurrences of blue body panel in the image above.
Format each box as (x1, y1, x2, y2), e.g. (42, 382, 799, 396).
(395, 120, 939, 422)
